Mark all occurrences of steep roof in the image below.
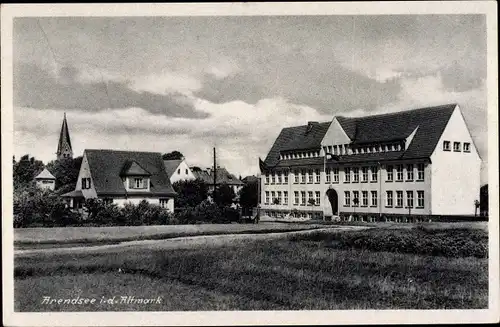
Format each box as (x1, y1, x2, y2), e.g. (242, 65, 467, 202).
(84, 149, 176, 196)
(264, 121, 331, 166)
(193, 167, 244, 186)
(34, 168, 56, 180)
(264, 104, 457, 167)
(163, 159, 183, 178)
(57, 113, 72, 154)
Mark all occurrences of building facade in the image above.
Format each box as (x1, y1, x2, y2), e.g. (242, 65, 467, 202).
(193, 167, 244, 196)
(34, 168, 56, 191)
(260, 104, 481, 221)
(164, 158, 196, 184)
(62, 149, 177, 212)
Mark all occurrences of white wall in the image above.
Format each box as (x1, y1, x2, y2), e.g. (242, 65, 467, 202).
(170, 159, 196, 184)
(430, 105, 481, 215)
(36, 179, 55, 191)
(75, 152, 98, 198)
(112, 197, 175, 212)
(320, 117, 351, 148)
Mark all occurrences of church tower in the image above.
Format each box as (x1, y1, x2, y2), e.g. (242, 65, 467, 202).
(56, 113, 73, 160)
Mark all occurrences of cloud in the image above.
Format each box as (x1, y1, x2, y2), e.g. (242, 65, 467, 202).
(13, 62, 208, 119)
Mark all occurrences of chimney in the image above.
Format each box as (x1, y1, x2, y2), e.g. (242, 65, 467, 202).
(306, 121, 318, 133)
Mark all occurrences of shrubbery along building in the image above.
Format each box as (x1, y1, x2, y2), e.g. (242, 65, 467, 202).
(259, 104, 481, 221)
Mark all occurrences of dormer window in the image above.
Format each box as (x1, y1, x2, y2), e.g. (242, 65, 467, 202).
(464, 143, 471, 153)
(133, 178, 145, 189)
(443, 141, 451, 151)
(453, 142, 461, 152)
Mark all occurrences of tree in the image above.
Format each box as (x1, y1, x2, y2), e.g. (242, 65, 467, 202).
(239, 181, 259, 208)
(162, 151, 184, 160)
(172, 179, 208, 208)
(213, 183, 235, 206)
(352, 198, 360, 213)
(474, 200, 480, 217)
(46, 156, 83, 192)
(13, 154, 44, 190)
(191, 166, 202, 173)
(308, 198, 316, 206)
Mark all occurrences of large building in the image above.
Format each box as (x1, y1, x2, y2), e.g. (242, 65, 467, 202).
(62, 149, 177, 211)
(259, 104, 481, 221)
(56, 113, 73, 160)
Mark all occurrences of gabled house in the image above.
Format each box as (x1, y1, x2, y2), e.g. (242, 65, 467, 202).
(34, 168, 56, 191)
(260, 104, 481, 220)
(163, 158, 196, 184)
(62, 149, 177, 211)
(193, 167, 244, 195)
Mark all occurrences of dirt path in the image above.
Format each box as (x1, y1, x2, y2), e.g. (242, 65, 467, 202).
(14, 226, 370, 257)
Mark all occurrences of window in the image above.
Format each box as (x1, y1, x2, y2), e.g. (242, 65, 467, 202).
(386, 191, 393, 207)
(284, 172, 288, 184)
(362, 191, 368, 207)
(464, 142, 471, 153)
(308, 170, 314, 184)
(333, 168, 339, 183)
(396, 191, 403, 208)
(177, 169, 180, 174)
(294, 170, 299, 184)
(315, 169, 321, 183)
(294, 191, 299, 205)
(326, 168, 331, 183)
(265, 191, 270, 204)
(159, 198, 169, 208)
(315, 191, 321, 205)
(81, 177, 91, 189)
(42, 180, 52, 184)
(443, 140, 451, 151)
(386, 165, 394, 182)
(277, 191, 282, 204)
(396, 165, 403, 181)
(362, 167, 368, 182)
(353, 191, 360, 207)
(134, 178, 145, 189)
(344, 191, 351, 206)
(271, 173, 276, 184)
(417, 163, 425, 181)
(301, 191, 306, 205)
(344, 167, 351, 183)
(406, 191, 414, 208)
(371, 166, 378, 182)
(406, 164, 414, 181)
(371, 191, 378, 207)
(308, 191, 314, 204)
(277, 172, 282, 184)
(271, 191, 276, 203)
(353, 167, 359, 183)
(265, 174, 270, 184)
(301, 170, 306, 184)
(453, 142, 461, 152)
(417, 191, 424, 208)
(185, 169, 188, 174)
(284, 191, 288, 205)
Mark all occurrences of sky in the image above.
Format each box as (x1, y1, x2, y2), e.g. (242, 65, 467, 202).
(12, 15, 488, 183)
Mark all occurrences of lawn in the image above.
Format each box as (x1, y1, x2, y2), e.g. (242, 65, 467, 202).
(14, 222, 324, 247)
(14, 225, 488, 311)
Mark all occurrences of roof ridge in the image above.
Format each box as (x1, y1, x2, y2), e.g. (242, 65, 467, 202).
(85, 149, 162, 155)
(336, 103, 457, 120)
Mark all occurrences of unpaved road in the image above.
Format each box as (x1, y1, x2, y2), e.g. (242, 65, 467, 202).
(14, 226, 370, 257)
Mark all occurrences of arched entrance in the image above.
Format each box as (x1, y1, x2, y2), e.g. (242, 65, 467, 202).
(326, 189, 339, 215)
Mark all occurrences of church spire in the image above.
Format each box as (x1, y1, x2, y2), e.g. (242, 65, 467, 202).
(56, 112, 73, 160)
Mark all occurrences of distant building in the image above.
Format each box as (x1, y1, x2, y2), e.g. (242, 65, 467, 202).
(56, 113, 73, 160)
(193, 167, 244, 195)
(242, 175, 259, 184)
(34, 168, 56, 191)
(260, 104, 481, 220)
(163, 158, 196, 184)
(62, 149, 177, 211)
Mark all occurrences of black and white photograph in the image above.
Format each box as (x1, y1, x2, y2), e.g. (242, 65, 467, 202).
(2, 2, 498, 326)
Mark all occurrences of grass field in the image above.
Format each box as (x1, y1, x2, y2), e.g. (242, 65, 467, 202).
(14, 223, 324, 247)
(14, 225, 488, 311)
